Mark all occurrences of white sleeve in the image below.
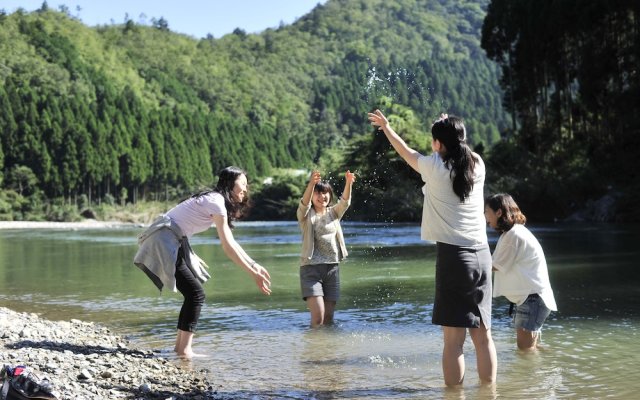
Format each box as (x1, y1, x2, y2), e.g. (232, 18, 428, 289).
(417, 153, 437, 183)
(492, 233, 518, 272)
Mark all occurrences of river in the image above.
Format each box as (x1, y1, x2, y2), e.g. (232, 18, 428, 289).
(0, 222, 638, 399)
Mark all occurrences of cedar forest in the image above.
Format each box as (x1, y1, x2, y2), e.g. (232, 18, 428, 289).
(0, 0, 638, 222)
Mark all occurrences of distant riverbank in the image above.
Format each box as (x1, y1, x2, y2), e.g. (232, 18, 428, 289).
(0, 219, 140, 230)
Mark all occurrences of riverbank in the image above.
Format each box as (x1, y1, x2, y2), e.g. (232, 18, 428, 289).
(0, 307, 219, 399)
(0, 219, 139, 230)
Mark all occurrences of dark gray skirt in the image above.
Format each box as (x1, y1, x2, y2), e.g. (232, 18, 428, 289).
(432, 242, 492, 329)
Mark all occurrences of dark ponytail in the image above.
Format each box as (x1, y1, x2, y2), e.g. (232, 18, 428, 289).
(431, 116, 477, 202)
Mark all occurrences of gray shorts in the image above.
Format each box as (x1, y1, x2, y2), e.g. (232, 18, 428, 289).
(300, 263, 340, 301)
(514, 294, 552, 332)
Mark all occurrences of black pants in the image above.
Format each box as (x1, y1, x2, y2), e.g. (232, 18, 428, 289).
(175, 248, 205, 332)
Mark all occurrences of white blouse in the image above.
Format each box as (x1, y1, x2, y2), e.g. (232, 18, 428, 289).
(417, 152, 487, 247)
(492, 224, 557, 310)
(166, 192, 226, 238)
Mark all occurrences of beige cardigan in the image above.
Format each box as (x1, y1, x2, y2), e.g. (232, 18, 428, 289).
(296, 196, 350, 266)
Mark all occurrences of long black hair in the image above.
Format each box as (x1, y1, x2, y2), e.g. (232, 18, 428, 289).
(190, 166, 249, 228)
(431, 116, 477, 202)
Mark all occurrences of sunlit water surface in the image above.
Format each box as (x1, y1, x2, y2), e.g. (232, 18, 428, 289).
(1, 222, 639, 399)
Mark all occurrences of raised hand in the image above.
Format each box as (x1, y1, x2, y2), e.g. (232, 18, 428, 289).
(367, 109, 390, 130)
(308, 170, 321, 186)
(345, 170, 356, 185)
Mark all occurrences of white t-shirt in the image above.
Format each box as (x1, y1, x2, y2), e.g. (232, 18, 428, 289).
(492, 224, 557, 309)
(417, 152, 487, 247)
(165, 192, 226, 238)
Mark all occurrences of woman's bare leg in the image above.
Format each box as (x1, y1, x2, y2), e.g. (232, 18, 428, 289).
(175, 329, 195, 358)
(442, 326, 467, 386)
(469, 323, 497, 384)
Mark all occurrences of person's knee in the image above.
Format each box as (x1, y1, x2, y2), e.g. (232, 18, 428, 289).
(191, 289, 205, 305)
(472, 333, 493, 348)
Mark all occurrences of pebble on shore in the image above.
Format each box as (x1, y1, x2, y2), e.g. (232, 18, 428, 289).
(0, 307, 219, 399)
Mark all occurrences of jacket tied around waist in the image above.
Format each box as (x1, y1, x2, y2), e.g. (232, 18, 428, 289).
(133, 215, 211, 292)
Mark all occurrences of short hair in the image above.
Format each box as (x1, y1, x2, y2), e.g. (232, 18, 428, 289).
(485, 193, 527, 232)
(314, 181, 334, 204)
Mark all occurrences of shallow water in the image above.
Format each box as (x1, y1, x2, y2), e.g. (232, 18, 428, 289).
(1, 222, 639, 399)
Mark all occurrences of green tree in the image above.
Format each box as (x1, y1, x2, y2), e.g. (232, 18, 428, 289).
(7, 165, 38, 196)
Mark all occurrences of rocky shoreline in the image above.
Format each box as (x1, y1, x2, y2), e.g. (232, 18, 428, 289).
(0, 307, 219, 399)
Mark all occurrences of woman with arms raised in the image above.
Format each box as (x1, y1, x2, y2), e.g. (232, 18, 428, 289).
(368, 110, 496, 386)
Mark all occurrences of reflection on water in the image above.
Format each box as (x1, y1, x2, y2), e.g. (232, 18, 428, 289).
(0, 222, 639, 399)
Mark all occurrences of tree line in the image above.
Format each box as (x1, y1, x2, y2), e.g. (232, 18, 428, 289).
(0, 0, 508, 221)
(480, 0, 639, 221)
(3, 0, 636, 222)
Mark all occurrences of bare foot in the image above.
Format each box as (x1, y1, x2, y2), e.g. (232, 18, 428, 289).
(176, 351, 208, 359)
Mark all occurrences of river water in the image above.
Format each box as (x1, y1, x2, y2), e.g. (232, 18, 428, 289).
(0, 222, 638, 399)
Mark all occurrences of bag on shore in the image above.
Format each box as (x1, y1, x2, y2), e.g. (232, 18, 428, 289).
(0, 365, 57, 400)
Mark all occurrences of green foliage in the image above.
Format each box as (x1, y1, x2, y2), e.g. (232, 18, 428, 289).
(0, 190, 19, 220)
(338, 100, 428, 222)
(248, 171, 307, 220)
(6, 165, 38, 196)
(45, 200, 81, 222)
(0, 0, 509, 221)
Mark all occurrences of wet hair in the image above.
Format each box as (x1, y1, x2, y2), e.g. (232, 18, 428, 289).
(431, 115, 478, 202)
(190, 166, 249, 228)
(485, 193, 527, 232)
(313, 181, 334, 207)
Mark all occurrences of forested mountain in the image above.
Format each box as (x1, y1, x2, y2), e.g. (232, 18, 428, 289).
(0, 0, 507, 218)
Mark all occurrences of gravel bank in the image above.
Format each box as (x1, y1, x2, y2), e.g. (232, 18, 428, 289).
(0, 307, 219, 399)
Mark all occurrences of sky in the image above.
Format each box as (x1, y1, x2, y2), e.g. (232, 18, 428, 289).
(2, 0, 328, 38)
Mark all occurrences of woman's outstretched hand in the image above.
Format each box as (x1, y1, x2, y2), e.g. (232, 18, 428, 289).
(345, 170, 356, 184)
(253, 264, 272, 295)
(367, 109, 390, 130)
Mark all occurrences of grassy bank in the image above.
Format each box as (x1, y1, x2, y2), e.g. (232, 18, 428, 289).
(0, 189, 171, 224)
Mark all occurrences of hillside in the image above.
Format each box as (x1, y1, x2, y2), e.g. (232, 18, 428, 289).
(0, 0, 506, 217)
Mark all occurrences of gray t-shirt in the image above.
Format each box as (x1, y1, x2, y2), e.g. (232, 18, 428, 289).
(305, 210, 340, 265)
